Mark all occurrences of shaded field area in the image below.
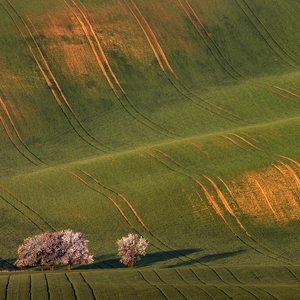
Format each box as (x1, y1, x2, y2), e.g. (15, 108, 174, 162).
(0, 0, 300, 298)
(2, 266, 300, 299)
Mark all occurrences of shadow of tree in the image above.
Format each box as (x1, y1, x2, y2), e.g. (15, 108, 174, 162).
(73, 249, 246, 270)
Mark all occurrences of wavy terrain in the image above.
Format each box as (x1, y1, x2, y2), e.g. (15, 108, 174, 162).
(0, 0, 300, 298)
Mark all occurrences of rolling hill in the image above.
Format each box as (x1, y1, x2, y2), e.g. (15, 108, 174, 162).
(1, 0, 300, 298)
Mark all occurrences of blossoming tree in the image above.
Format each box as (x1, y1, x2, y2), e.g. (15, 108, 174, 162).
(117, 233, 148, 268)
(15, 230, 93, 270)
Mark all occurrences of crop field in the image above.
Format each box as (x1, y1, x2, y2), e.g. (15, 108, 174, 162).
(0, 0, 300, 298)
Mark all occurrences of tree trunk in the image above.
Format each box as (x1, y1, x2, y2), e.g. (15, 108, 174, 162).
(50, 265, 54, 271)
(128, 262, 134, 268)
(41, 265, 44, 271)
(68, 263, 71, 271)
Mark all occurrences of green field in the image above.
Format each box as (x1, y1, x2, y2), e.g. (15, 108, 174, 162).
(1, 0, 300, 298)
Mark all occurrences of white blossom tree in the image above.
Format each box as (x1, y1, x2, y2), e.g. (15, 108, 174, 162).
(58, 229, 94, 270)
(15, 230, 93, 271)
(117, 233, 148, 268)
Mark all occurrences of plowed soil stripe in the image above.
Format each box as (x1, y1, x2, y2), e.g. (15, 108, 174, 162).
(1, 2, 105, 152)
(65, 170, 133, 227)
(0, 97, 46, 164)
(0, 185, 55, 230)
(255, 180, 278, 218)
(7, 0, 110, 149)
(77, 168, 150, 231)
(0, 115, 37, 165)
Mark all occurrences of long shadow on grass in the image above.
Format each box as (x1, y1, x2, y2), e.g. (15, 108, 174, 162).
(73, 249, 245, 269)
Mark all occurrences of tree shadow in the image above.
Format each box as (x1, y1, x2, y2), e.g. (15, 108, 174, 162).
(73, 249, 246, 270)
(166, 249, 246, 268)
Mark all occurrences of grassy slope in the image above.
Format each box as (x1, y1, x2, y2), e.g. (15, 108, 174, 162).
(0, 0, 300, 298)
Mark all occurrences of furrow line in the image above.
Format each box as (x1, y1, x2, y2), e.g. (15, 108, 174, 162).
(242, 0, 300, 66)
(68, 0, 181, 139)
(234, 0, 298, 69)
(137, 271, 169, 300)
(75, 168, 195, 263)
(216, 176, 255, 230)
(77, 168, 150, 231)
(65, 170, 134, 228)
(29, 274, 32, 300)
(252, 286, 280, 300)
(0, 256, 17, 271)
(220, 135, 251, 152)
(145, 152, 272, 261)
(44, 274, 50, 300)
(213, 286, 233, 300)
(255, 180, 278, 218)
(138, 0, 250, 123)
(5, 275, 10, 300)
(0, 195, 44, 232)
(122, 0, 242, 124)
(285, 267, 300, 282)
(65, 273, 78, 300)
(6, 0, 112, 150)
(79, 273, 96, 300)
(223, 267, 244, 284)
(238, 286, 260, 300)
(0, 2, 107, 153)
(145, 0, 251, 123)
(152, 270, 188, 300)
(0, 185, 55, 231)
(65, 170, 192, 267)
(177, 0, 238, 82)
(0, 115, 38, 166)
(227, 133, 300, 170)
(0, 97, 47, 164)
(147, 150, 297, 264)
(185, 0, 300, 108)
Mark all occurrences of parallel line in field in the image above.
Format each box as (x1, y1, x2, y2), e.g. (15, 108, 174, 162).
(255, 180, 278, 218)
(180, 0, 300, 112)
(0, 195, 44, 232)
(223, 267, 244, 285)
(0, 97, 47, 164)
(152, 270, 188, 300)
(29, 274, 32, 300)
(0, 185, 55, 231)
(66, 0, 180, 139)
(122, 0, 244, 125)
(44, 274, 50, 300)
(132, 0, 250, 124)
(0, 2, 107, 153)
(234, 0, 298, 69)
(0, 115, 37, 166)
(6, 0, 113, 151)
(227, 133, 300, 170)
(285, 267, 300, 283)
(5, 275, 10, 300)
(146, 150, 296, 264)
(237, 286, 260, 300)
(65, 170, 134, 228)
(183, 0, 300, 108)
(77, 168, 150, 231)
(178, 0, 239, 83)
(144, 152, 268, 264)
(209, 285, 233, 300)
(137, 271, 169, 300)
(79, 273, 96, 300)
(0, 256, 17, 272)
(65, 273, 78, 300)
(76, 168, 195, 264)
(252, 286, 280, 300)
(242, 0, 300, 66)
